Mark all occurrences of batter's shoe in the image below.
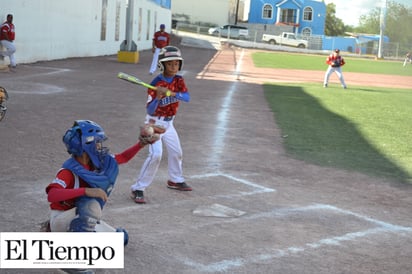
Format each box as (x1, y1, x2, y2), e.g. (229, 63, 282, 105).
(131, 190, 146, 204)
(323, 84, 328, 88)
(167, 181, 192, 191)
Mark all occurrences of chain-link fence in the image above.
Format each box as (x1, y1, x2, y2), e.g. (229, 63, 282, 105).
(174, 22, 404, 59)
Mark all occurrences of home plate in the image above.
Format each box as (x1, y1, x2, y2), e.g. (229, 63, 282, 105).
(193, 203, 246, 218)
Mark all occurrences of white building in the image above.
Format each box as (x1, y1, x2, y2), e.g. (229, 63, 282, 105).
(0, 0, 171, 64)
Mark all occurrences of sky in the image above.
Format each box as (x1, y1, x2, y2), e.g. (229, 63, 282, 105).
(325, 0, 412, 26)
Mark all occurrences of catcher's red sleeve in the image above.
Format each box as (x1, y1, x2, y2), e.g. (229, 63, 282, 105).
(115, 141, 144, 164)
(47, 187, 86, 203)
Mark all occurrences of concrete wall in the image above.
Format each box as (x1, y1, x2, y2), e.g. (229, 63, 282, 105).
(0, 0, 171, 65)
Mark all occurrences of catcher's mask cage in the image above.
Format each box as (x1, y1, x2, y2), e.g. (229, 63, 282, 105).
(158, 46, 184, 71)
(62, 120, 109, 170)
(0, 86, 9, 122)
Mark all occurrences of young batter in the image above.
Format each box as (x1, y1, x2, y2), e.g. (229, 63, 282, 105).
(131, 46, 191, 204)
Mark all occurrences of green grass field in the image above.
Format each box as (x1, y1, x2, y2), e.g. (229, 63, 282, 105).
(253, 51, 412, 76)
(252, 52, 412, 183)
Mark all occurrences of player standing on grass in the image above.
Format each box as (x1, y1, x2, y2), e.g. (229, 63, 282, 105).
(403, 52, 411, 67)
(131, 46, 191, 204)
(323, 49, 347, 89)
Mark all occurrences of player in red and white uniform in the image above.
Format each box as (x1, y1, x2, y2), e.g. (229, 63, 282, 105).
(131, 46, 191, 204)
(323, 49, 347, 89)
(149, 24, 170, 74)
(0, 14, 16, 68)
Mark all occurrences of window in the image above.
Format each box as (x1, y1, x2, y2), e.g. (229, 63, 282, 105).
(280, 9, 296, 24)
(302, 27, 312, 37)
(303, 7, 313, 21)
(263, 4, 273, 19)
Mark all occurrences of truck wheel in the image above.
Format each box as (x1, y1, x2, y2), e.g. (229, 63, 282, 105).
(269, 39, 277, 45)
(297, 44, 306, 48)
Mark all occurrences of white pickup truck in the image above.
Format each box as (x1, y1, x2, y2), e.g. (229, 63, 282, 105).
(262, 32, 308, 48)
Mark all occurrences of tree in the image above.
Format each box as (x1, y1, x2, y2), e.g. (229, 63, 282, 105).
(355, 1, 412, 53)
(324, 3, 346, 36)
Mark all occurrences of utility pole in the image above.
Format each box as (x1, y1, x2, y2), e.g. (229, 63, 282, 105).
(235, 0, 240, 25)
(377, 0, 387, 59)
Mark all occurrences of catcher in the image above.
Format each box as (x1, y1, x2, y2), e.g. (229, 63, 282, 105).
(43, 120, 164, 244)
(323, 49, 347, 89)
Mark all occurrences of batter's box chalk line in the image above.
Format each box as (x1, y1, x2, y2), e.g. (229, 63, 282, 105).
(189, 172, 276, 198)
(179, 203, 412, 273)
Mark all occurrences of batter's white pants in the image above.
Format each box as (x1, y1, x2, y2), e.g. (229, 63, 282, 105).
(131, 115, 184, 191)
(149, 48, 161, 74)
(0, 40, 16, 67)
(324, 66, 347, 88)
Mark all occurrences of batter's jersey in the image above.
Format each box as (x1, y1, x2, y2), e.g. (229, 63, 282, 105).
(147, 75, 188, 117)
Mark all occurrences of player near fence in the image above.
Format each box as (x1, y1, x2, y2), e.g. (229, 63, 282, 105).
(0, 14, 16, 69)
(403, 52, 411, 67)
(323, 49, 347, 89)
(131, 46, 191, 204)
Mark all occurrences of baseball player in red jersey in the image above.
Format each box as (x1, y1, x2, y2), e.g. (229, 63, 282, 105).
(149, 24, 170, 74)
(0, 14, 16, 68)
(323, 49, 347, 89)
(131, 46, 191, 204)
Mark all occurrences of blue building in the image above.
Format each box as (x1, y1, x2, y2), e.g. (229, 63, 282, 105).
(248, 0, 326, 36)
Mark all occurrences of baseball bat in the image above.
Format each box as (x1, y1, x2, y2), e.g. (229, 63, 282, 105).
(117, 72, 157, 90)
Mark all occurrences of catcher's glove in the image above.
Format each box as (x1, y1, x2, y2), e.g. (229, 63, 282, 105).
(139, 124, 166, 145)
(331, 61, 340, 67)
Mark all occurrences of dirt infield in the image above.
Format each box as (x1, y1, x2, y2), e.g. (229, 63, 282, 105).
(1, 43, 412, 274)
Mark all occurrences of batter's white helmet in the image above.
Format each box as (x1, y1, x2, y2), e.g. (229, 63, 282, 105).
(158, 46, 184, 71)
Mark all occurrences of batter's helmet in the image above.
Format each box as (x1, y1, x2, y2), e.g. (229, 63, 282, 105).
(62, 120, 109, 170)
(158, 46, 184, 71)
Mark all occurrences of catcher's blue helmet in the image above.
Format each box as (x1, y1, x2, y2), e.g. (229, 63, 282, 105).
(62, 120, 108, 169)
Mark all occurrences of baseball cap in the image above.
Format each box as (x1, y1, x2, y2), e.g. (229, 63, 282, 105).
(334, 49, 340, 53)
(160, 24, 165, 29)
